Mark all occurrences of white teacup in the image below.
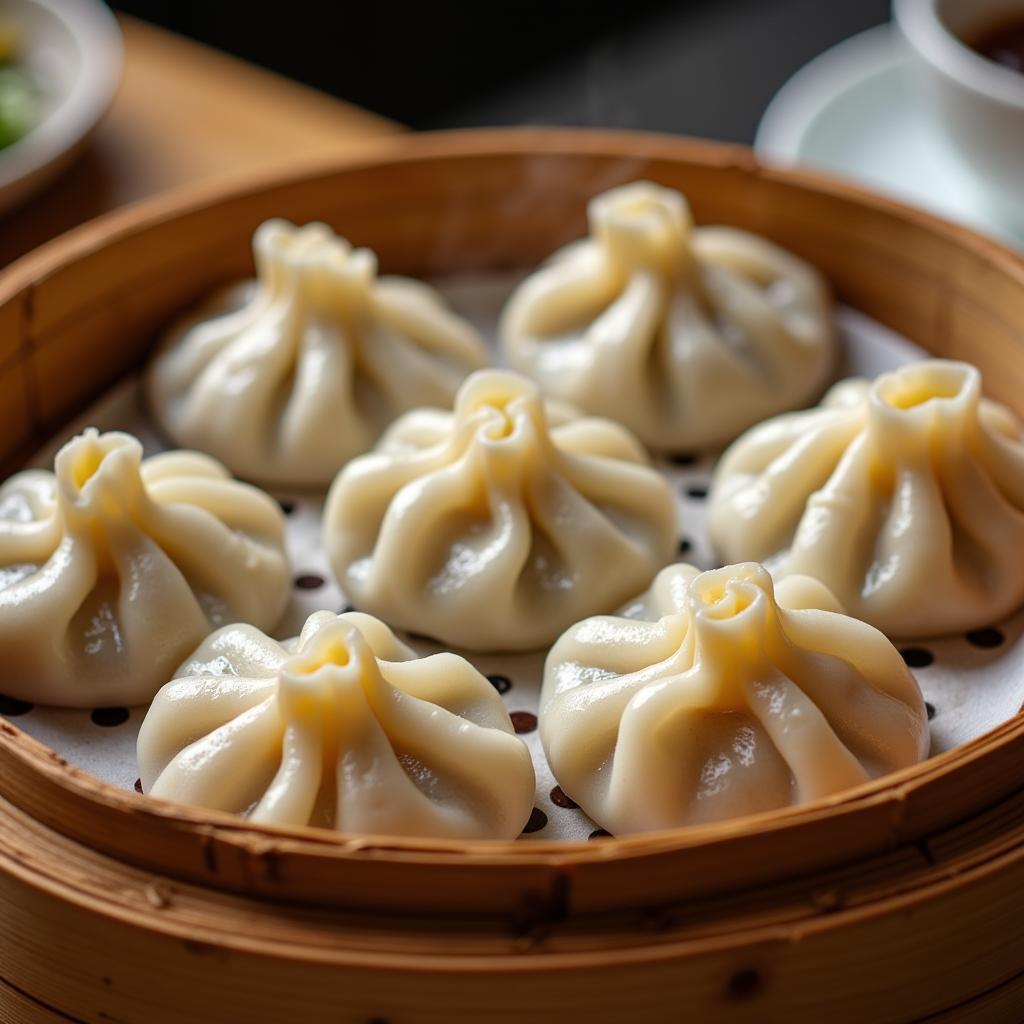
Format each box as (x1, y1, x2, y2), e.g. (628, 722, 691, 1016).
(894, 0, 1024, 231)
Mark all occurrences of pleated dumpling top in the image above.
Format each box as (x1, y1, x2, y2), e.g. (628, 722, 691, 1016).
(540, 561, 929, 835)
(0, 429, 290, 706)
(501, 181, 836, 453)
(324, 369, 678, 651)
(138, 610, 536, 839)
(146, 219, 488, 487)
(708, 360, 1024, 637)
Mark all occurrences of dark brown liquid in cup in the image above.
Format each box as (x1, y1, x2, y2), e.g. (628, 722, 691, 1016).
(970, 16, 1024, 74)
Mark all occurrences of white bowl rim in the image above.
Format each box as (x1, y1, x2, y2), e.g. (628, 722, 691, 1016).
(755, 23, 902, 162)
(893, 0, 1024, 111)
(0, 0, 123, 193)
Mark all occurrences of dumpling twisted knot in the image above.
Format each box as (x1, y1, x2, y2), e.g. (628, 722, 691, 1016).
(0, 429, 290, 706)
(540, 561, 928, 834)
(501, 180, 836, 452)
(324, 369, 678, 651)
(138, 611, 536, 839)
(708, 359, 1024, 637)
(146, 219, 488, 487)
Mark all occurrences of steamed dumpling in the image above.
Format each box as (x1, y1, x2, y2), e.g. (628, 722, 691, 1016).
(138, 610, 536, 839)
(146, 220, 489, 488)
(708, 360, 1024, 637)
(501, 181, 836, 452)
(540, 562, 928, 835)
(0, 429, 290, 707)
(324, 369, 678, 651)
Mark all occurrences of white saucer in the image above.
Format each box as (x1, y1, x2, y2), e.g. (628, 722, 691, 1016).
(755, 24, 1022, 249)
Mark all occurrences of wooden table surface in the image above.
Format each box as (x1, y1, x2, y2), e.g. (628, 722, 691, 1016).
(0, 16, 399, 268)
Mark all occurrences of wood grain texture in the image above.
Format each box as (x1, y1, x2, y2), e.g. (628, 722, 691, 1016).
(0, 129, 1023, 1020)
(0, 974, 85, 1024)
(1, 790, 1022, 1023)
(0, 360, 32, 471)
(0, 16, 398, 269)
(0, 287, 24, 370)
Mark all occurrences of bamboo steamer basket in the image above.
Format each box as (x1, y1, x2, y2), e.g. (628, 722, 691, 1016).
(0, 129, 1023, 1024)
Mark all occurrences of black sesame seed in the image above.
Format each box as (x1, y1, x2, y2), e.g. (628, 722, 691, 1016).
(966, 627, 1005, 649)
(678, 537, 692, 556)
(522, 807, 548, 834)
(91, 707, 130, 727)
(550, 786, 579, 809)
(668, 452, 697, 467)
(0, 694, 33, 716)
(294, 573, 325, 590)
(685, 484, 709, 500)
(487, 673, 512, 695)
(900, 647, 934, 669)
(925, 702, 936, 721)
(134, 778, 144, 794)
(510, 711, 537, 734)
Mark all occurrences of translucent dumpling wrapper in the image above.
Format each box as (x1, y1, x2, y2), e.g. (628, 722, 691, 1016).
(539, 562, 929, 835)
(137, 610, 536, 839)
(0, 429, 291, 707)
(707, 360, 1024, 637)
(324, 369, 678, 652)
(146, 219, 489, 488)
(500, 180, 837, 453)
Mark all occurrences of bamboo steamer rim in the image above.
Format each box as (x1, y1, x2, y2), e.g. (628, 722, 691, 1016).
(1, 128, 1023, 919)
(2, 784, 1021, 971)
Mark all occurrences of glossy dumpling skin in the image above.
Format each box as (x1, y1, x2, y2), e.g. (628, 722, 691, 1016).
(138, 611, 536, 839)
(539, 562, 929, 835)
(708, 360, 1024, 637)
(323, 369, 678, 652)
(500, 181, 836, 452)
(0, 429, 290, 707)
(146, 220, 488, 488)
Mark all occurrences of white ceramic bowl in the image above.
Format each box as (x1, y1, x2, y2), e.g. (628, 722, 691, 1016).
(894, 0, 1024, 231)
(0, 0, 122, 216)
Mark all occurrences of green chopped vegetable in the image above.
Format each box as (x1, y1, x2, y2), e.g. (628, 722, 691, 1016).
(0, 66, 38, 149)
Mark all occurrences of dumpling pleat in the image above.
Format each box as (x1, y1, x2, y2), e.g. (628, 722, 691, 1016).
(539, 562, 927, 834)
(250, 722, 325, 828)
(148, 698, 283, 813)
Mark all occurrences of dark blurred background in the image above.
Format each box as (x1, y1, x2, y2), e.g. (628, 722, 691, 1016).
(114, 0, 891, 141)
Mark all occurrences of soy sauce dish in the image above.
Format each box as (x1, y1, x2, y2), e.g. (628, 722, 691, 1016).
(0, 0, 121, 214)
